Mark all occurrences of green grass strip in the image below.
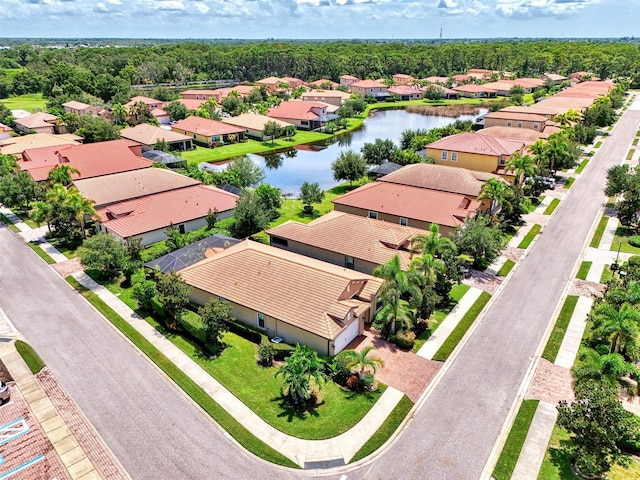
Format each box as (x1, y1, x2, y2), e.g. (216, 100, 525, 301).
(576, 261, 592, 280)
(575, 159, 589, 174)
(492, 399, 540, 480)
(564, 177, 575, 189)
(627, 149, 635, 160)
(27, 242, 56, 264)
(594, 141, 602, 148)
(518, 224, 542, 249)
(590, 216, 609, 248)
(65, 276, 298, 468)
(0, 213, 19, 233)
(496, 259, 515, 277)
(543, 198, 560, 215)
(350, 395, 414, 463)
(14, 339, 46, 374)
(432, 291, 491, 362)
(600, 265, 613, 284)
(633, 138, 638, 146)
(541, 295, 579, 362)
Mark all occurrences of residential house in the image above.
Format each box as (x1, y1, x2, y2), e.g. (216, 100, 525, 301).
(392, 74, 415, 86)
(0, 123, 12, 140)
(425, 132, 525, 179)
(142, 150, 187, 169)
(452, 84, 497, 98)
(349, 80, 389, 100)
(535, 96, 593, 114)
(421, 84, 458, 100)
(221, 113, 292, 141)
(151, 108, 171, 125)
(267, 210, 428, 275)
(145, 234, 241, 273)
(96, 184, 238, 245)
(500, 105, 560, 121)
(339, 75, 360, 88)
(513, 78, 545, 93)
(281, 77, 305, 89)
(125, 96, 165, 111)
(332, 181, 481, 236)
(467, 69, 493, 78)
(179, 89, 219, 101)
(308, 79, 339, 90)
(300, 89, 351, 107)
(256, 77, 283, 92)
(180, 240, 383, 355)
(177, 98, 206, 111)
(73, 168, 200, 209)
(62, 101, 102, 116)
(388, 86, 423, 101)
(452, 74, 472, 85)
(477, 126, 551, 145)
(482, 111, 549, 131)
(479, 81, 516, 96)
(0, 133, 82, 160)
(171, 116, 247, 147)
(120, 124, 194, 151)
(424, 76, 449, 85)
(180, 85, 255, 103)
(19, 139, 151, 182)
(14, 112, 58, 134)
(542, 73, 568, 85)
(266, 101, 338, 130)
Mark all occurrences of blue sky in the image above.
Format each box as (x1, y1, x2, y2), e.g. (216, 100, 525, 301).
(0, 0, 633, 39)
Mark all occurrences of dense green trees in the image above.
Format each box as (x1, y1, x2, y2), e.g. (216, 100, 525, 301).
(299, 181, 324, 215)
(331, 150, 367, 185)
(361, 138, 398, 165)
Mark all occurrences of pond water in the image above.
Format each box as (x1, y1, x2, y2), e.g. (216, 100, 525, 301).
(246, 108, 484, 196)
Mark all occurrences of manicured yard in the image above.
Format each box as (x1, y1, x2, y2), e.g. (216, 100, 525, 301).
(628, 149, 635, 160)
(600, 265, 613, 284)
(611, 226, 640, 254)
(432, 291, 491, 362)
(412, 284, 470, 353)
(590, 216, 609, 248)
(575, 261, 591, 280)
(0, 213, 19, 233)
(27, 242, 56, 264)
(496, 259, 515, 277)
(350, 394, 413, 462)
(563, 177, 575, 189)
(541, 296, 579, 363)
(594, 141, 602, 148)
(543, 198, 560, 215)
(65, 276, 298, 468)
(14, 340, 46, 374)
(0, 93, 47, 112)
(575, 159, 589, 174)
(492, 399, 540, 480)
(12, 210, 38, 229)
(633, 138, 638, 146)
(518, 224, 542, 249)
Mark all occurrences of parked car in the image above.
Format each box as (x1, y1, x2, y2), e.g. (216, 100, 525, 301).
(539, 176, 556, 190)
(0, 381, 10, 405)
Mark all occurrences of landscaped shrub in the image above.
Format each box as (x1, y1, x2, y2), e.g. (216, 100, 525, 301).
(390, 330, 416, 350)
(628, 256, 640, 267)
(628, 236, 640, 248)
(225, 317, 265, 344)
(272, 342, 296, 360)
(257, 343, 275, 367)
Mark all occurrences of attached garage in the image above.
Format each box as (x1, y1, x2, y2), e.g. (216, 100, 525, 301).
(333, 317, 362, 354)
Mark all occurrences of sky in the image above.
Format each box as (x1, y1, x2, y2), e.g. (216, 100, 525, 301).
(0, 0, 635, 39)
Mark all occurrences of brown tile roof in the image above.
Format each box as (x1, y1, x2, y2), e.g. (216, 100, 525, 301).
(120, 124, 193, 145)
(97, 185, 238, 238)
(388, 86, 422, 95)
(308, 79, 339, 88)
(340, 75, 359, 80)
(484, 111, 549, 122)
(0, 133, 81, 158)
(172, 116, 246, 136)
(221, 113, 292, 131)
(267, 211, 428, 269)
(257, 76, 281, 85)
(73, 168, 200, 208)
(179, 240, 382, 340)
(62, 100, 92, 110)
(501, 105, 560, 118)
(426, 132, 524, 157)
(393, 74, 413, 79)
(378, 163, 504, 197)
(14, 112, 57, 129)
(332, 182, 481, 228)
(544, 73, 567, 81)
(267, 101, 326, 121)
(478, 126, 549, 144)
(350, 79, 387, 88)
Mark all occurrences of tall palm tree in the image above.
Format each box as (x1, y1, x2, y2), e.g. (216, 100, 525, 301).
(375, 297, 414, 335)
(591, 303, 640, 358)
(111, 103, 128, 125)
(409, 252, 442, 287)
(574, 350, 640, 398)
(336, 346, 384, 380)
(506, 152, 538, 186)
(47, 164, 79, 186)
(409, 223, 456, 258)
(275, 344, 327, 405)
(478, 178, 509, 215)
(65, 189, 97, 238)
(543, 135, 570, 173)
(29, 200, 53, 232)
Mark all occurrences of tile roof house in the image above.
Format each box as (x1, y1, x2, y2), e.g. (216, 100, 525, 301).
(332, 181, 481, 236)
(256, 76, 283, 92)
(424, 76, 450, 85)
(19, 139, 151, 182)
(482, 111, 549, 131)
(179, 89, 219, 101)
(349, 80, 389, 100)
(421, 84, 459, 100)
(124, 96, 165, 111)
(300, 89, 352, 107)
(308, 79, 339, 90)
(452, 84, 497, 98)
(62, 101, 102, 116)
(180, 239, 383, 355)
(543, 73, 568, 84)
(452, 74, 472, 84)
(177, 98, 207, 111)
(339, 75, 360, 88)
(392, 74, 415, 86)
(280, 77, 305, 89)
(0, 133, 82, 159)
(120, 124, 194, 151)
(477, 126, 551, 145)
(171, 116, 247, 147)
(267, 210, 428, 275)
(500, 105, 560, 120)
(387, 85, 423, 101)
(266, 101, 338, 130)
(96, 184, 238, 245)
(73, 168, 200, 209)
(14, 112, 58, 134)
(0, 123, 13, 141)
(221, 113, 293, 141)
(425, 132, 525, 179)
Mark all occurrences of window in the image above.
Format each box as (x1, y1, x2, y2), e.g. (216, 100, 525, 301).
(451, 152, 458, 162)
(368, 211, 378, 220)
(271, 236, 288, 247)
(516, 122, 523, 128)
(399, 217, 408, 226)
(441, 151, 448, 160)
(301, 120, 309, 125)
(345, 256, 354, 269)
(178, 224, 186, 234)
(257, 312, 265, 329)
(533, 123, 539, 130)
(499, 156, 506, 166)
(506, 120, 512, 127)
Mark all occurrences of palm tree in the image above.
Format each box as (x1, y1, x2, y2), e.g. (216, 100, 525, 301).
(409, 252, 442, 287)
(65, 189, 97, 238)
(336, 346, 384, 381)
(409, 223, 456, 258)
(591, 303, 640, 358)
(375, 297, 415, 335)
(505, 152, 538, 186)
(574, 350, 640, 398)
(111, 103, 128, 125)
(47, 164, 79, 186)
(478, 178, 509, 215)
(29, 201, 53, 232)
(542, 135, 570, 173)
(275, 344, 327, 405)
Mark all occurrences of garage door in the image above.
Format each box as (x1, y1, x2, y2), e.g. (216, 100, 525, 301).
(333, 319, 360, 354)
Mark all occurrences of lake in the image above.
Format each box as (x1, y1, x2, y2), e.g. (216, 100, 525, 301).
(248, 108, 484, 196)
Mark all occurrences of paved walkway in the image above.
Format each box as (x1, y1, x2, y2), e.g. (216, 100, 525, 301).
(555, 296, 593, 369)
(510, 402, 558, 480)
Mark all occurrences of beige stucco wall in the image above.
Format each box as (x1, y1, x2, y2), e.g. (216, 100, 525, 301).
(484, 118, 544, 131)
(427, 148, 505, 173)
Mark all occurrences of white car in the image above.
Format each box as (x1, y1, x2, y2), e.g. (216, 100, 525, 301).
(0, 381, 10, 405)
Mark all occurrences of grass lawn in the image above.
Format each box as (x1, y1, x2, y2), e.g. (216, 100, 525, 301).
(11, 210, 38, 228)
(65, 276, 298, 468)
(182, 131, 332, 165)
(633, 138, 638, 146)
(544, 198, 561, 215)
(0, 213, 19, 233)
(575, 159, 589, 174)
(563, 177, 575, 189)
(575, 261, 591, 280)
(0, 93, 47, 112)
(496, 259, 515, 277)
(432, 291, 491, 362)
(412, 284, 470, 353)
(611, 226, 640, 255)
(49, 238, 81, 259)
(493, 399, 540, 480)
(14, 340, 46, 374)
(350, 394, 413, 462)
(518, 224, 542, 249)
(600, 265, 613, 284)
(627, 149, 635, 160)
(590, 216, 609, 248)
(541, 296, 579, 362)
(594, 141, 602, 148)
(27, 242, 56, 264)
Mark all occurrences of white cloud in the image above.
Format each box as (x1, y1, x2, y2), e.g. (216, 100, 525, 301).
(157, 0, 185, 11)
(193, 1, 210, 13)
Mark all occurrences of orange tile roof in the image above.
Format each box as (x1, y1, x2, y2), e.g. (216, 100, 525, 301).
(97, 185, 238, 238)
(453, 84, 496, 93)
(453, 74, 471, 82)
(379, 163, 504, 197)
(350, 79, 387, 88)
(267, 101, 326, 121)
(332, 182, 480, 228)
(180, 89, 218, 96)
(267, 211, 428, 269)
(0, 133, 80, 158)
(15, 112, 57, 129)
(172, 116, 246, 136)
(340, 75, 359, 80)
(177, 98, 206, 110)
(501, 105, 560, 117)
(0, 123, 11, 132)
(257, 76, 281, 85)
(120, 124, 192, 145)
(426, 132, 524, 157)
(424, 76, 449, 84)
(179, 240, 382, 340)
(388, 86, 422, 95)
(125, 96, 163, 107)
